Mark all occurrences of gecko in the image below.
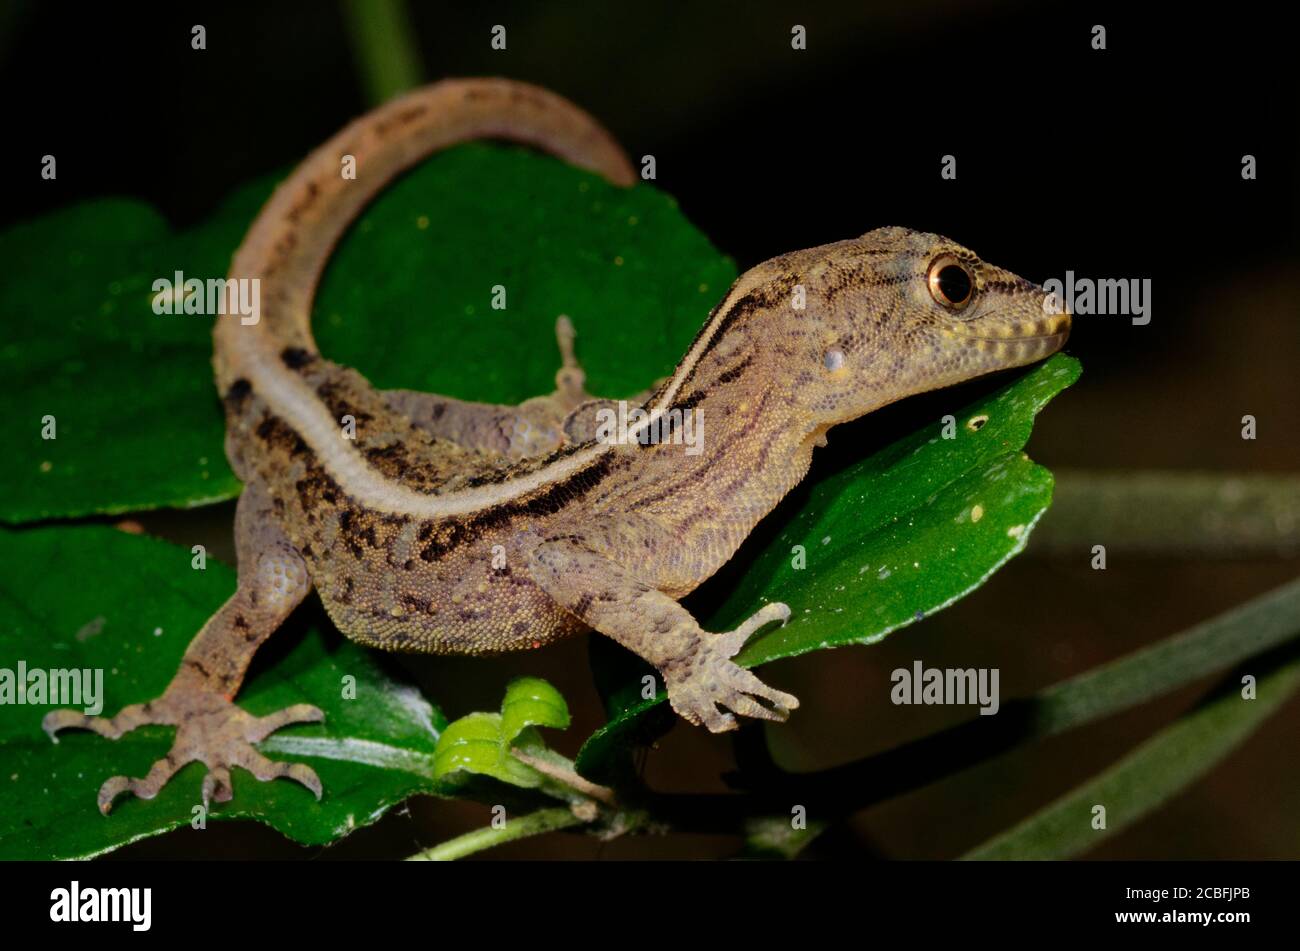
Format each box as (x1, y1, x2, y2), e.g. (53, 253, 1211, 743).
(44, 78, 1071, 813)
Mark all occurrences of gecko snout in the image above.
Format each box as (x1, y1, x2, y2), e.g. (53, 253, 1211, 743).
(934, 281, 1072, 370)
(989, 307, 1070, 365)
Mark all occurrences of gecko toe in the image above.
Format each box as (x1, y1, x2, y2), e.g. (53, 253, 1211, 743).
(97, 776, 132, 815)
(721, 691, 784, 723)
(43, 709, 92, 741)
(98, 752, 188, 815)
(201, 766, 235, 806)
(705, 709, 739, 733)
(248, 703, 324, 742)
(236, 747, 323, 800)
(720, 602, 792, 656)
(44, 701, 161, 742)
(668, 687, 737, 733)
(722, 664, 799, 714)
(287, 763, 323, 800)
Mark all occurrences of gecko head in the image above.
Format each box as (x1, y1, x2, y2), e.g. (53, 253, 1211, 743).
(782, 226, 1071, 425)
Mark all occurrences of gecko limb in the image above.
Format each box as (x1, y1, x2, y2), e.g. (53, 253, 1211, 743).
(384, 316, 658, 457)
(43, 483, 324, 813)
(528, 538, 798, 732)
(383, 316, 593, 458)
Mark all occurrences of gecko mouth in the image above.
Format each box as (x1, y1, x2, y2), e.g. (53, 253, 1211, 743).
(942, 314, 1071, 367)
(947, 314, 1072, 346)
(956, 330, 1069, 343)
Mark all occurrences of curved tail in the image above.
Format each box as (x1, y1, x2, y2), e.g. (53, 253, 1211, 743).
(214, 78, 635, 391)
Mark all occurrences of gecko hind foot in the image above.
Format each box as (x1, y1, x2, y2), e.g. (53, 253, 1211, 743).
(43, 692, 324, 814)
(553, 314, 588, 399)
(664, 602, 800, 734)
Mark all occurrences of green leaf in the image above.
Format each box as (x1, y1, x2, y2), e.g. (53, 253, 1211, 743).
(0, 144, 733, 523)
(431, 677, 570, 789)
(962, 647, 1300, 860)
(0, 192, 263, 522)
(312, 144, 731, 403)
(0, 524, 452, 860)
(576, 354, 1081, 780)
(500, 676, 572, 747)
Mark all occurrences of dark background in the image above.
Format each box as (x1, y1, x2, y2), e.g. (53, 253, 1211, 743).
(2, 1, 1297, 859)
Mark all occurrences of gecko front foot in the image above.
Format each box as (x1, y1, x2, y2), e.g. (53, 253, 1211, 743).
(662, 602, 800, 733)
(43, 690, 324, 814)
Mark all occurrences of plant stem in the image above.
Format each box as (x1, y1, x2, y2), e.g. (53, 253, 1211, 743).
(406, 807, 587, 861)
(340, 0, 423, 105)
(1035, 470, 1300, 556)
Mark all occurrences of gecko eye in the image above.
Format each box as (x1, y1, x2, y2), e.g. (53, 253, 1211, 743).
(928, 257, 974, 309)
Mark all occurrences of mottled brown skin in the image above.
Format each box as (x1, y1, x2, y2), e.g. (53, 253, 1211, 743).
(45, 79, 1070, 812)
